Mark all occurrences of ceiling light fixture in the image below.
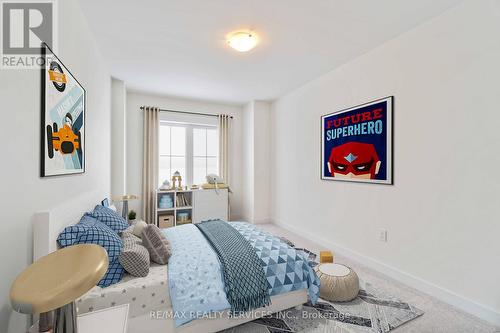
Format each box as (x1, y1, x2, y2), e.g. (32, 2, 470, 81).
(227, 31, 258, 52)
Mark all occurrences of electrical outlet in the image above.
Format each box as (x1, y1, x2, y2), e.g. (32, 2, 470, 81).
(378, 229, 388, 242)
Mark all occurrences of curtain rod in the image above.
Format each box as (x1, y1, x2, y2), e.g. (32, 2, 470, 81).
(139, 106, 233, 119)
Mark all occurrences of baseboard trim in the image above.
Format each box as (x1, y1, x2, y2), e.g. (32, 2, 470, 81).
(272, 219, 500, 327)
(253, 218, 272, 224)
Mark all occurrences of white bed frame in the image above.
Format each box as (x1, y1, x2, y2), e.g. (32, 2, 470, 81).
(33, 191, 307, 333)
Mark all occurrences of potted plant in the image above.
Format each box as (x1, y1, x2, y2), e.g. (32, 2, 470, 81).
(128, 210, 137, 222)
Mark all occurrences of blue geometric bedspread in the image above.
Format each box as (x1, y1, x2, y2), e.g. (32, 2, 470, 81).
(163, 225, 230, 326)
(163, 222, 320, 327)
(230, 222, 319, 302)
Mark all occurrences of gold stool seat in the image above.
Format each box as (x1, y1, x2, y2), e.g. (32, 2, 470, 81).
(10, 244, 108, 332)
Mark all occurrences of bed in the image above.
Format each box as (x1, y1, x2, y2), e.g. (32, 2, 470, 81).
(33, 191, 319, 333)
(76, 264, 170, 318)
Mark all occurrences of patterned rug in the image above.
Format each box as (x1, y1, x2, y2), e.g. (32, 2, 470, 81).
(222, 240, 423, 333)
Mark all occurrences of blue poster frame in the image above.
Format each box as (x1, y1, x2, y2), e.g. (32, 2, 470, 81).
(320, 96, 393, 185)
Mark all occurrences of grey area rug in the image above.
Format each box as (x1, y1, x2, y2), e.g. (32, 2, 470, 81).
(222, 240, 423, 333)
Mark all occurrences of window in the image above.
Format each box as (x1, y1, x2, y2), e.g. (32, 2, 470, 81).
(159, 121, 218, 186)
(159, 125, 186, 186)
(193, 128, 219, 185)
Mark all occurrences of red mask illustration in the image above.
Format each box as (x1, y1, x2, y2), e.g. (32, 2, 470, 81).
(328, 142, 381, 179)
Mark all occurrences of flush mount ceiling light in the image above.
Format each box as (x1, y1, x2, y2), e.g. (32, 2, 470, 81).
(226, 31, 258, 52)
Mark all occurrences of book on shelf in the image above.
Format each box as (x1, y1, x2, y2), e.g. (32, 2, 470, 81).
(176, 193, 190, 207)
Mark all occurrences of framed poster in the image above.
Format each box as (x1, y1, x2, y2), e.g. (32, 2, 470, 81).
(41, 42, 85, 177)
(321, 96, 393, 184)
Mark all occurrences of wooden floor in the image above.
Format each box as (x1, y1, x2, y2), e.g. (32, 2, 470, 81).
(257, 223, 499, 333)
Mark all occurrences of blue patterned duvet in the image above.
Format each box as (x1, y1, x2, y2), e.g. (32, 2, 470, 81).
(163, 222, 319, 326)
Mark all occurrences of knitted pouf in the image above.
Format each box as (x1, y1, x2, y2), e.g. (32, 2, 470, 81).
(315, 263, 359, 302)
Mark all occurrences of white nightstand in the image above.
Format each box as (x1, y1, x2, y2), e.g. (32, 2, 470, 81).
(78, 304, 129, 333)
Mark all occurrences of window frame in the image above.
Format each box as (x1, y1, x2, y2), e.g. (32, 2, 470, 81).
(159, 120, 219, 186)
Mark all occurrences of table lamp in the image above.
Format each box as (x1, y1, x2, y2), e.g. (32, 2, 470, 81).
(10, 244, 108, 333)
(113, 194, 139, 221)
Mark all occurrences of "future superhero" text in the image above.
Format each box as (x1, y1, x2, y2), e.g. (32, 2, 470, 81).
(325, 108, 384, 141)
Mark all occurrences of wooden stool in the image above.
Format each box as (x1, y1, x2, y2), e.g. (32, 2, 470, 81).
(315, 263, 359, 302)
(10, 244, 108, 333)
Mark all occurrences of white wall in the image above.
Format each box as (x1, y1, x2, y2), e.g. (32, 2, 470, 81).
(0, 1, 111, 331)
(253, 101, 271, 223)
(241, 102, 255, 222)
(270, 0, 500, 324)
(125, 92, 244, 220)
(241, 101, 271, 223)
(111, 78, 127, 197)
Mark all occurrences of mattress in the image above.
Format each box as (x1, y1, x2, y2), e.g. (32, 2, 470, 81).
(76, 264, 170, 318)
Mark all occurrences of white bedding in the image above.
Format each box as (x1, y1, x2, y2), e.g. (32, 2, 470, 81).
(76, 264, 170, 318)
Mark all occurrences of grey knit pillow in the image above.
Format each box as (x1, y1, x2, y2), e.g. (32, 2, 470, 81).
(119, 233, 150, 277)
(141, 225, 171, 265)
(123, 231, 141, 244)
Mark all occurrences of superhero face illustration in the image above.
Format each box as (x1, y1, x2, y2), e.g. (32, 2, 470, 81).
(328, 142, 381, 179)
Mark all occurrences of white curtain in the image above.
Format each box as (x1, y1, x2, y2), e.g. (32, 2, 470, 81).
(218, 114, 230, 184)
(142, 106, 159, 224)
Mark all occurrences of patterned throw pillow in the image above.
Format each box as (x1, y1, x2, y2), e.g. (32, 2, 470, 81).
(57, 215, 125, 287)
(141, 225, 172, 265)
(119, 233, 150, 277)
(57, 215, 123, 261)
(123, 225, 135, 235)
(90, 205, 128, 233)
(98, 258, 125, 287)
(132, 220, 147, 238)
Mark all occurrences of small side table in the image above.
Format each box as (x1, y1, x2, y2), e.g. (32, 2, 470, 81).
(11, 244, 108, 333)
(78, 304, 129, 333)
(315, 263, 359, 302)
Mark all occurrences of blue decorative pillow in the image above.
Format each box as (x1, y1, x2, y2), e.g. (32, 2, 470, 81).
(57, 223, 88, 248)
(90, 205, 128, 233)
(57, 215, 125, 287)
(57, 215, 123, 261)
(97, 258, 125, 287)
(101, 198, 110, 207)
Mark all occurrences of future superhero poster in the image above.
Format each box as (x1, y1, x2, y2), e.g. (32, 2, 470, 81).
(41, 43, 86, 177)
(321, 97, 393, 184)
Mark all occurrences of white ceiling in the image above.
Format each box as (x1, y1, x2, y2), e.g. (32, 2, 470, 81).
(77, 0, 461, 105)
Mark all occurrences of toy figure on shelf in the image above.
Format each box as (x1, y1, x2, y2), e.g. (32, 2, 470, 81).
(159, 179, 171, 190)
(171, 171, 182, 190)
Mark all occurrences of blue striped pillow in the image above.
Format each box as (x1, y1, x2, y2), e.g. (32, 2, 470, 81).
(90, 205, 128, 233)
(57, 215, 124, 287)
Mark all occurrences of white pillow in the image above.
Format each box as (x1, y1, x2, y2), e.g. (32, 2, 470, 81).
(132, 220, 148, 238)
(109, 204, 118, 212)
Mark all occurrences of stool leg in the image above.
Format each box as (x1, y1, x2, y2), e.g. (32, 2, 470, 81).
(54, 301, 77, 333)
(39, 311, 53, 332)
